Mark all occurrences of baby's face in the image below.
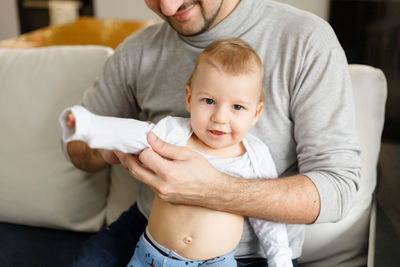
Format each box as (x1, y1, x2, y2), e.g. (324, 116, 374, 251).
(185, 62, 263, 153)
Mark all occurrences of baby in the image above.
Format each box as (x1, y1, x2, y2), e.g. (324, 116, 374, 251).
(60, 38, 293, 267)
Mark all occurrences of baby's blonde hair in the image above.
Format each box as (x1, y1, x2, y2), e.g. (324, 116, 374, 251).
(187, 38, 265, 102)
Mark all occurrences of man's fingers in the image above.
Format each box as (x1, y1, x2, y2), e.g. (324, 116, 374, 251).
(114, 151, 159, 188)
(138, 148, 173, 178)
(100, 149, 120, 165)
(114, 151, 137, 171)
(147, 131, 189, 160)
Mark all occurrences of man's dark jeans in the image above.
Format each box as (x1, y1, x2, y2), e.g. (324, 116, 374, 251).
(70, 203, 298, 267)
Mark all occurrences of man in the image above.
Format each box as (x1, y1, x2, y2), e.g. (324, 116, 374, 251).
(68, 0, 361, 266)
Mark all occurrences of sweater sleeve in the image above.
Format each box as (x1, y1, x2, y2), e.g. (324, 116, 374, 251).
(290, 28, 361, 223)
(59, 105, 153, 154)
(82, 36, 141, 119)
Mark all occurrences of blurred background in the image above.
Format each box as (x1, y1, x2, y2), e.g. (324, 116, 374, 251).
(1, 0, 398, 141)
(0, 0, 399, 263)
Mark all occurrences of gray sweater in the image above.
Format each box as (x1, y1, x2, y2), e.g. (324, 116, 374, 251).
(82, 0, 361, 259)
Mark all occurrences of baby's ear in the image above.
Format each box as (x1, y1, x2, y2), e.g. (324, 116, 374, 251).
(185, 85, 192, 113)
(252, 102, 264, 126)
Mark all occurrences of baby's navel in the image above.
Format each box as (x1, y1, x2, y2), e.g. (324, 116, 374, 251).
(183, 236, 193, 244)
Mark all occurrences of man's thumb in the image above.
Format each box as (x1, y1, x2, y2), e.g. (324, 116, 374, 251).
(147, 131, 187, 160)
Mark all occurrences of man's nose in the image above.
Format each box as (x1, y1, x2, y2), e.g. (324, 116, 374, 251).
(212, 106, 229, 124)
(160, 0, 184, 16)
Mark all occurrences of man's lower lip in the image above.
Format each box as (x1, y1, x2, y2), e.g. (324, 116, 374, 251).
(173, 5, 195, 21)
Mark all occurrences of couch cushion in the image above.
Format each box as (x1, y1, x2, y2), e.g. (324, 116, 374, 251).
(300, 65, 387, 266)
(0, 46, 113, 231)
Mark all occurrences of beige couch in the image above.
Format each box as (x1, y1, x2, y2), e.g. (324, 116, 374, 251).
(0, 45, 387, 266)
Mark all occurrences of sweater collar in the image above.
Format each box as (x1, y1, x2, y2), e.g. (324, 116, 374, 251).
(178, 0, 256, 48)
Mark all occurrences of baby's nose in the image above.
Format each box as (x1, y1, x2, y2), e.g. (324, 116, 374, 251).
(212, 107, 229, 123)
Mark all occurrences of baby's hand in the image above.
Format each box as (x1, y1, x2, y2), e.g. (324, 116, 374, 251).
(66, 112, 76, 130)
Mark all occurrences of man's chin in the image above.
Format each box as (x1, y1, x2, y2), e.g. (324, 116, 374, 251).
(167, 20, 209, 37)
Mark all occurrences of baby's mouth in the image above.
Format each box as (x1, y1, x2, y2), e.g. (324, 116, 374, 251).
(209, 130, 226, 136)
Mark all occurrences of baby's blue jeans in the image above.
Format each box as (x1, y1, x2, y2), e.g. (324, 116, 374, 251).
(127, 233, 237, 267)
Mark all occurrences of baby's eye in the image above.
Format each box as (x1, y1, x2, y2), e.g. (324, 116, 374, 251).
(233, 104, 244, 110)
(203, 98, 215, 105)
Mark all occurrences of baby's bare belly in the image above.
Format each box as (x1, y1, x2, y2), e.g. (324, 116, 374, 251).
(147, 197, 244, 260)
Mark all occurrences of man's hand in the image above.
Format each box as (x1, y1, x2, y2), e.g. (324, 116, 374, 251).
(115, 131, 320, 224)
(114, 131, 227, 206)
(99, 149, 121, 165)
(67, 141, 120, 172)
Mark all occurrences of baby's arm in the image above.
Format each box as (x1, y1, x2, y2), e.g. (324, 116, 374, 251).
(246, 135, 293, 267)
(249, 218, 293, 267)
(59, 105, 154, 154)
(66, 112, 76, 129)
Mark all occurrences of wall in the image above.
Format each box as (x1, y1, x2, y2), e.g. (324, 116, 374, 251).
(277, 0, 330, 21)
(93, 0, 159, 21)
(94, 0, 330, 21)
(0, 0, 20, 40)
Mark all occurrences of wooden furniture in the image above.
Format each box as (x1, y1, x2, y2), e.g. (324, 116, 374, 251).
(0, 16, 155, 49)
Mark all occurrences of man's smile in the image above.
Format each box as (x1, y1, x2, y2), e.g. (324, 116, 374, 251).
(167, 1, 200, 21)
(173, 4, 195, 21)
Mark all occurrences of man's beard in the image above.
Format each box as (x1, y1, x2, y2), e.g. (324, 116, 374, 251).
(165, 0, 223, 37)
